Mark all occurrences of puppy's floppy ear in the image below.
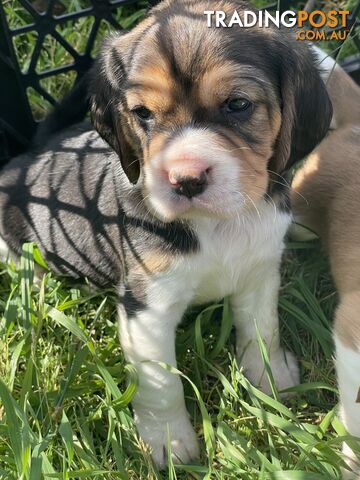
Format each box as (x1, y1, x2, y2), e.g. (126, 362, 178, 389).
(269, 45, 333, 175)
(90, 34, 140, 184)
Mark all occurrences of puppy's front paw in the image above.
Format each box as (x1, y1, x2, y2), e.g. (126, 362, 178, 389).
(241, 348, 300, 397)
(135, 409, 200, 468)
(270, 349, 300, 396)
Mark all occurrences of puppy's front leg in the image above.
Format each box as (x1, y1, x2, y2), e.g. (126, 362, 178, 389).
(231, 260, 299, 396)
(117, 291, 199, 468)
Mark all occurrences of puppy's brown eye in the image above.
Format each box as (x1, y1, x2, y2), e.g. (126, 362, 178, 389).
(226, 98, 252, 113)
(132, 106, 153, 122)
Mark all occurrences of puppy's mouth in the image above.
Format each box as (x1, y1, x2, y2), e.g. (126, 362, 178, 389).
(146, 193, 245, 222)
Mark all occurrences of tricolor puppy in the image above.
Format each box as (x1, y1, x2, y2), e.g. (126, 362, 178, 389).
(0, 0, 332, 467)
(292, 48, 360, 478)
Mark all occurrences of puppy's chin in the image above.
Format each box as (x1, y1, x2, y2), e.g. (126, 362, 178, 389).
(145, 190, 248, 223)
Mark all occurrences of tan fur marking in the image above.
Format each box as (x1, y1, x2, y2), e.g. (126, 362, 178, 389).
(271, 110, 282, 139)
(128, 66, 174, 95)
(132, 250, 172, 276)
(291, 152, 323, 235)
(146, 132, 168, 162)
(198, 63, 277, 108)
(126, 66, 175, 112)
(335, 292, 360, 351)
(326, 66, 360, 129)
(199, 62, 240, 108)
(292, 152, 321, 192)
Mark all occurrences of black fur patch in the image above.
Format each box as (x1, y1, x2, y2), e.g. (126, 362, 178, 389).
(121, 285, 147, 317)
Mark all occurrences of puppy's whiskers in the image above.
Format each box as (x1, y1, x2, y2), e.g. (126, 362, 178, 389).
(267, 170, 291, 187)
(243, 192, 261, 221)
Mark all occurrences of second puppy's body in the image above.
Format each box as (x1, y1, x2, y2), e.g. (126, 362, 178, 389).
(292, 48, 360, 478)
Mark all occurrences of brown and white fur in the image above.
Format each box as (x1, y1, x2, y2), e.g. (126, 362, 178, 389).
(0, 0, 332, 468)
(292, 47, 360, 478)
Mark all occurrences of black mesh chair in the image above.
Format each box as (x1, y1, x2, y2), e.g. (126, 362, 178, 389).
(0, 0, 359, 164)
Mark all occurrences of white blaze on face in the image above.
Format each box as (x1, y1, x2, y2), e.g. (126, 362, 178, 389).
(144, 127, 246, 221)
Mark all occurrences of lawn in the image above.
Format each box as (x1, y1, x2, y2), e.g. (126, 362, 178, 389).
(0, 240, 349, 479)
(0, 0, 358, 478)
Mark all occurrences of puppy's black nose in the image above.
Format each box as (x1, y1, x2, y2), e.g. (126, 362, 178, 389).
(173, 172, 208, 199)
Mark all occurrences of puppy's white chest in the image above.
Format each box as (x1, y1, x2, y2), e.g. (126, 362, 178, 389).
(190, 202, 291, 304)
(147, 203, 291, 309)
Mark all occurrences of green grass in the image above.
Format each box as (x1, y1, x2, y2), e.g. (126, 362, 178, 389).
(0, 240, 352, 479)
(1, 0, 360, 478)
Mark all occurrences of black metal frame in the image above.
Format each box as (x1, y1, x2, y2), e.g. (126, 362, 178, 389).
(0, 0, 157, 161)
(0, 0, 359, 164)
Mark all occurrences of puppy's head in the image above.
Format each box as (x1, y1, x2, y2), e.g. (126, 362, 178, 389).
(90, 0, 332, 222)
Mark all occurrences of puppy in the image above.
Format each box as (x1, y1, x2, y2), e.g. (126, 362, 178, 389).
(0, 0, 332, 467)
(292, 48, 360, 478)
